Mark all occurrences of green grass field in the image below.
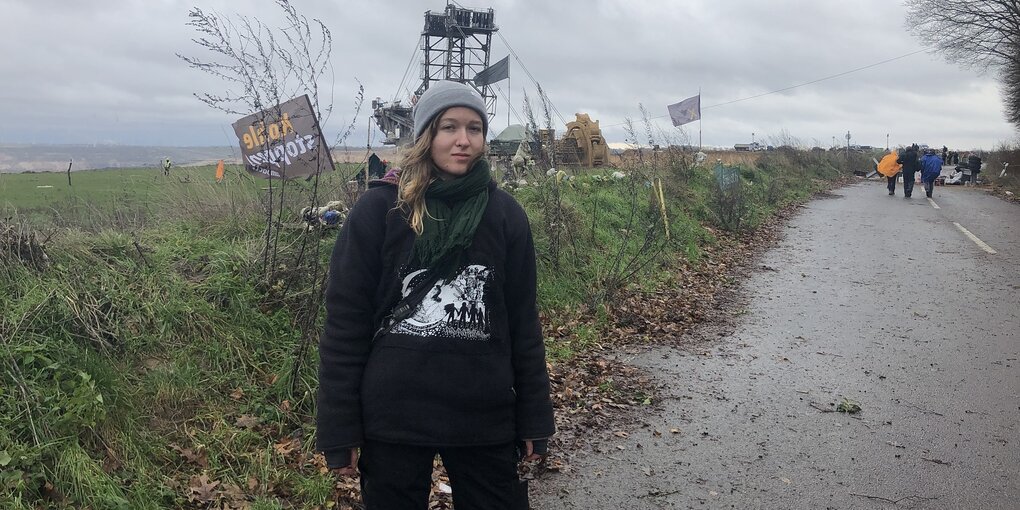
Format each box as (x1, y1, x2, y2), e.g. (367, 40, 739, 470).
(0, 164, 366, 229)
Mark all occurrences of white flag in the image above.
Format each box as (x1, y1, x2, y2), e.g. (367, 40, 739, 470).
(667, 95, 701, 127)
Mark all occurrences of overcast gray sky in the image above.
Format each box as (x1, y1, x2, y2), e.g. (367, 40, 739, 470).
(2, 0, 1015, 150)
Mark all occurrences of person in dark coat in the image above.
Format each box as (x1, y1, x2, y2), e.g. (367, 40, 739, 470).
(967, 153, 982, 185)
(957, 153, 980, 184)
(317, 80, 554, 509)
(895, 145, 921, 198)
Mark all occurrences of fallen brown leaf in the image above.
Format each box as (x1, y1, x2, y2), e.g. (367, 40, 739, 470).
(274, 436, 301, 456)
(171, 444, 209, 468)
(188, 474, 220, 504)
(234, 415, 260, 429)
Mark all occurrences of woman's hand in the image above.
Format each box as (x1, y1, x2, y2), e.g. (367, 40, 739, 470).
(522, 439, 547, 462)
(331, 449, 360, 476)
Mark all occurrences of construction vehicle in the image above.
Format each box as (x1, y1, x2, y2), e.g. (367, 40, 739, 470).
(552, 113, 610, 167)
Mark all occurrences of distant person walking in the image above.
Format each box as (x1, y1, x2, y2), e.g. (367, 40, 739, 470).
(967, 153, 982, 185)
(896, 144, 921, 198)
(941, 146, 948, 164)
(162, 158, 172, 176)
(920, 148, 942, 198)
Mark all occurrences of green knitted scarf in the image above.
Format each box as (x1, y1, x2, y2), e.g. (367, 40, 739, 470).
(410, 158, 491, 279)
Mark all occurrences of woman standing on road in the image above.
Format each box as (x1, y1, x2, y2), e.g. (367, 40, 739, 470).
(317, 80, 555, 509)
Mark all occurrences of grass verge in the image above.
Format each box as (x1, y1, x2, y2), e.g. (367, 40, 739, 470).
(2, 150, 855, 508)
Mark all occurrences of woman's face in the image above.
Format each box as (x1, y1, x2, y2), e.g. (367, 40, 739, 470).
(430, 107, 485, 180)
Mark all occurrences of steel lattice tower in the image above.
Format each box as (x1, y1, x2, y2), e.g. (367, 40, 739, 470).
(373, 2, 498, 146)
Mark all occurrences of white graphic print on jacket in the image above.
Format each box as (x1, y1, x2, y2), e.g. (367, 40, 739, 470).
(393, 264, 492, 340)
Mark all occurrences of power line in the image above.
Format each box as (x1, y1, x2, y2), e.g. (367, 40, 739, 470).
(496, 31, 567, 126)
(392, 34, 422, 103)
(601, 48, 929, 128)
(705, 48, 929, 109)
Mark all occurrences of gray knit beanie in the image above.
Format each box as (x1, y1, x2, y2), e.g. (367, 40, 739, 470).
(412, 80, 488, 141)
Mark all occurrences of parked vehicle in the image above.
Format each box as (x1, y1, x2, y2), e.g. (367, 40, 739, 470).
(734, 142, 765, 152)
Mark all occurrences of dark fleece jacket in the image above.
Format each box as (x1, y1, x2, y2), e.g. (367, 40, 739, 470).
(316, 176, 555, 465)
(897, 148, 921, 174)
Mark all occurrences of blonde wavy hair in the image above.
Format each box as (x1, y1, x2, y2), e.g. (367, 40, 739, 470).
(396, 112, 486, 235)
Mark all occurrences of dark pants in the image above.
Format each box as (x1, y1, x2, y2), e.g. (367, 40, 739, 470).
(902, 170, 915, 196)
(887, 175, 897, 194)
(359, 440, 528, 510)
(923, 179, 934, 197)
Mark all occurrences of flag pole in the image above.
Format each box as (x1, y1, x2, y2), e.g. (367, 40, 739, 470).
(507, 74, 511, 127)
(698, 87, 702, 150)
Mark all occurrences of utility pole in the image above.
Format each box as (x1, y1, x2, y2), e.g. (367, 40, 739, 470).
(365, 117, 371, 188)
(886, 133, 889, 151)
(846, 131, 851, 159)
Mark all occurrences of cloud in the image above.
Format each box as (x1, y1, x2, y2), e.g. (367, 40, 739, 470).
(0, 0, 1014, 150)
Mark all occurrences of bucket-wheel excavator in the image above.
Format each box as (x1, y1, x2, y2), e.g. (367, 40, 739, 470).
(553, 113, 610, 167)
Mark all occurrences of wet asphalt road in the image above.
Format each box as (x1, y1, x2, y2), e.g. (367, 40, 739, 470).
(532, 181, 1019, 509)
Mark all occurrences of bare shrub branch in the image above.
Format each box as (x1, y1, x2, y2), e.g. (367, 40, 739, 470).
(178, 0, 364, 396)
